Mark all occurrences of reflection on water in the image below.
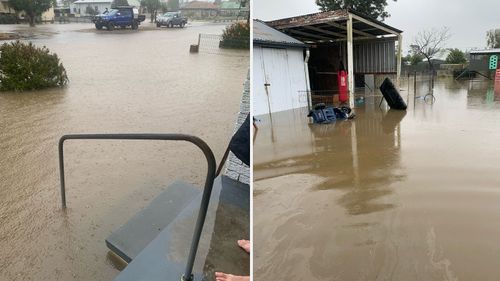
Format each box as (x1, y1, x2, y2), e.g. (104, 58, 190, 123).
(0, 23, 248, 280)
(254, 77, 500, 281)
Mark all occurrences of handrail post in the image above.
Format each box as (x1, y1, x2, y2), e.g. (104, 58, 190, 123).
(59, 138, 67, 208)
(58, 134, 217, 281)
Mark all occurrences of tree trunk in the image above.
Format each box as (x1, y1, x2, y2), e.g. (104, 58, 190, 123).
(424, 56, 435, 91)
(28, 13, 36, 27)
(150, 10, 155, 22)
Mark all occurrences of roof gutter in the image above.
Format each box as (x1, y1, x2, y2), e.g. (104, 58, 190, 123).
(253, 40, 308, 49)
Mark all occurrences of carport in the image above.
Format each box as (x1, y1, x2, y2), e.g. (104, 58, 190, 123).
(267, 10, 403, 106)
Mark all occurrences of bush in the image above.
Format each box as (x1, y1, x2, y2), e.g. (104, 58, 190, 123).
(0, 41, 68, 91)
(0, 14, 17, 24)
(220, 22, 249, 49)
(446, 48, 467, 64)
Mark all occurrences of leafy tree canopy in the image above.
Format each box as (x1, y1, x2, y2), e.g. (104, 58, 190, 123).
(445, 48, 467, 64)
(111, 0, 129, 8)
(403, 53, 424, 66)
(486, 29, 500, 49)
(8, 0, 55, 26)
(167, 0, 179, 11)
(315, 0, 396, 21)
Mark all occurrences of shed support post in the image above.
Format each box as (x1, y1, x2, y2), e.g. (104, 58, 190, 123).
(304, 49, 312, 110)
(347, 13, 355, 108)
(397, 34, 403, 89)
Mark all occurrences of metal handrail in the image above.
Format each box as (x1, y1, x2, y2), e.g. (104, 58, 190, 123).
(58, 133, 216, 281)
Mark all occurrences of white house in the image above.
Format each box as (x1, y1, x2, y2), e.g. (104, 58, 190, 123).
(70, 0, 141, 16)
(253, 20, 310, 116)
(70, 0, 111, 15)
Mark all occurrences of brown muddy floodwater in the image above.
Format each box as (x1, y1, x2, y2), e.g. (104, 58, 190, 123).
(254, 78, 500, 281)
(0, 22, 248, 280)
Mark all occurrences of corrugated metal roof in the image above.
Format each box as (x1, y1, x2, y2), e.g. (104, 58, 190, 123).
(265, 9, 402, 44)
(470, 48, 500, 55)
(181, 1, 218, 10)
(267, 10, 349, 30)
(253, 20, 306, 48)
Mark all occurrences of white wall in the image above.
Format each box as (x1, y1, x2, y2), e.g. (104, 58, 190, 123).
(253, 45, 309, 116)
(70, 3, 111, 16)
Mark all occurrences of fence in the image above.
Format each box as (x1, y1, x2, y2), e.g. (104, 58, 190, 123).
(54, 16, 93, 24)
(196, 34, 249, 57)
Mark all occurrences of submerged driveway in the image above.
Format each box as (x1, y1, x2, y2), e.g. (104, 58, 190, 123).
(0, 22, 248, 281)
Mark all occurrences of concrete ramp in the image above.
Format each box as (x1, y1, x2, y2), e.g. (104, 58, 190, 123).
(105, 181, 202, 263)
(111, 176, 249, 281)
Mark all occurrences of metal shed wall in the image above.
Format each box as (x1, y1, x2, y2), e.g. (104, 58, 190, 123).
(253, 46, 309, 116)
(339, 39, 397, 74)
(469, 53, 500, 71)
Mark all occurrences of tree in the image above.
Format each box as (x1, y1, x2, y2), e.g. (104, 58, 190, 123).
(111, 0, 129, 8)
(403, 53, 423, 66)
(142, 0, 160, 22)
(446, 48, 467, 64)
(8, 0, 55, 27)
(411, 27, 451, 72)
(486, 29, 500, 49)
(0, 41, 68, 91)
(167, 0, 179, 11)
(315, 0, 396, 21)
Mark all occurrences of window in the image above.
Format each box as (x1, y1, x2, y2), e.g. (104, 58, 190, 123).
(120, 9, 131, 16)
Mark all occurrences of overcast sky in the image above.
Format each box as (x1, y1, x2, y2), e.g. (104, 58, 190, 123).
(253, 0, 500, 52)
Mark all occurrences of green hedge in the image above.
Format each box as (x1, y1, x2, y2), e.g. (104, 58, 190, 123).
(220, 22, 249, 49)
(0, 41, 68, 91)
(0, 14, 17, 24)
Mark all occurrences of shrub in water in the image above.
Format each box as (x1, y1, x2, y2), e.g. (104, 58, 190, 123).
(0, 41, 68, 91)
(220, 22, 249, 49)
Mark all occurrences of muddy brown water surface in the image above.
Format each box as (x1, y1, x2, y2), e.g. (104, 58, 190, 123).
(254, 78, 500, 281)
(0, 22, 248, 280)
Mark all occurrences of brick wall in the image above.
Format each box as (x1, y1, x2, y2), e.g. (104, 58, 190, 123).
(224, 70, 250, 184)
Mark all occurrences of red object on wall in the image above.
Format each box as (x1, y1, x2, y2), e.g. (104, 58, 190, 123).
(338, 70, 348, 103)
(495, 69, 500, 96)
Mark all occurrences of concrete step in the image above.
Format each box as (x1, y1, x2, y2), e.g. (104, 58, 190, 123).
(106, 181, 202, 263)
(113, 176, 249, 281)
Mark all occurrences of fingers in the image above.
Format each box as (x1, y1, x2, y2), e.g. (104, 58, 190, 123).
(215, 272, 228, 281)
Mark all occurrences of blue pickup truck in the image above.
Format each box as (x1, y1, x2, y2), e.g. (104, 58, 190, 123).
(92, 6, 146, 30)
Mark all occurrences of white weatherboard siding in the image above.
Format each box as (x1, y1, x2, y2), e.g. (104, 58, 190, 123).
(253, 46, 308, 116)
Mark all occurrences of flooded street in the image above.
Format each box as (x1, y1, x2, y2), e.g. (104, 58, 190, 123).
(254, 78, 500, 281)
(0, 22, 248, 280)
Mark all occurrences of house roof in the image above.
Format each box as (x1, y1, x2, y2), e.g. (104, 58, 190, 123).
(72, 0, 140, 6)
(470, 48, 500, 55)
(181, 1, 218, 10)
(220, 1, 241, 9)
(73, 0, 112, 4)
(266, 9, 402, 44)
(253, 20, 307, 49)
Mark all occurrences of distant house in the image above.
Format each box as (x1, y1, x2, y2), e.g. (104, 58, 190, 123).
(70, 0, 140, 16)
(219, 0, 248, 18)
(0, 0, 14, 14)
(180, 1, 218, 18)
(70, 0, 112, 16)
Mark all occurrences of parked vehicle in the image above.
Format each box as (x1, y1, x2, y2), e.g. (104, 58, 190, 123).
(156, 12, 187, 28)
(92, 6, 146, 31)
